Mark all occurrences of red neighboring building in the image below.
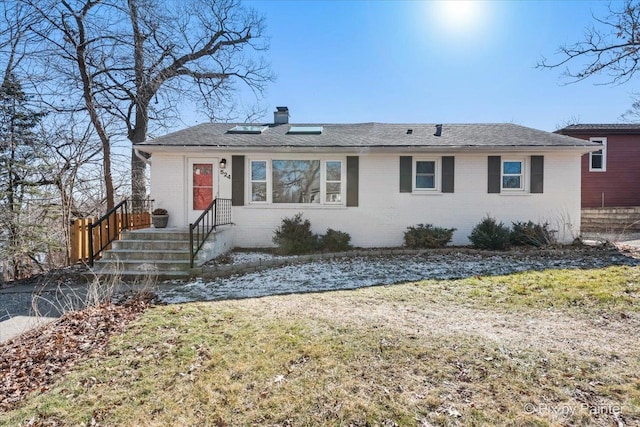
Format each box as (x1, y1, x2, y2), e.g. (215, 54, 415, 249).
(557, 124, 640, 208)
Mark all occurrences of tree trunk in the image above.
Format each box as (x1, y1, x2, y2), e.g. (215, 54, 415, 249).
(102, 135, 115, 211)
(131, 148, 147, 211)
(129, 119, 148, 212)
(69, 5, 115, 210)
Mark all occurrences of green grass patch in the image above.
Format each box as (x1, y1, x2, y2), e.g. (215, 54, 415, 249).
(410, 265, 640, 313)
(2, 266, 639, 426)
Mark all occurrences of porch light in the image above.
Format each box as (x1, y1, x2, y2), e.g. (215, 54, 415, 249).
(219, 158, 227, 169)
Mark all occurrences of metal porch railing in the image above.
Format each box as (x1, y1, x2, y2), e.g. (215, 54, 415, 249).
(189, 198, 232, 267)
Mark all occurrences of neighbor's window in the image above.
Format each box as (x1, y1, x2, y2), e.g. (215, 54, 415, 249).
(272, 160, 321, 203)
(325, 160, 342, 203)
(589, 137, 607, 172)
(502, 160, 523, 190)
(414, 159, 437, 190)
(250, 160, 267, 202)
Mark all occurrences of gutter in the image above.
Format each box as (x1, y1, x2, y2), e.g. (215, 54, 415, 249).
(134, 144, 601, 155)
(134, 147, 152, 165)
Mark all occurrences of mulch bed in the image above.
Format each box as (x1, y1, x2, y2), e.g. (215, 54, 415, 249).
(0, 293, 154, 412)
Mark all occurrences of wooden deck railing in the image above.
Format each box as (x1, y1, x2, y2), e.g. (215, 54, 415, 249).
(69, 211, 150, 265)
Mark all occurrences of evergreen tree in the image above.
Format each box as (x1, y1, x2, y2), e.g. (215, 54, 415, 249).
(0, 73, 48, 280)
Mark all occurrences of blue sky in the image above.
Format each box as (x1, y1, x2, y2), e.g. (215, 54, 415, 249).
(230, 0, 636, 132)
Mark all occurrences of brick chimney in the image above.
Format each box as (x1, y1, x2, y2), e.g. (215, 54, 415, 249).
(274, 106, 289, 124)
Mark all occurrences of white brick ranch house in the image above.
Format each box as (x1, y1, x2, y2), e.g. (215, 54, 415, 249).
(135, 107, 600, 248)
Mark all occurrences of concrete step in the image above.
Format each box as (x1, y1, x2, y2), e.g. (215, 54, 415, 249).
(94, 258, 192, 272)
(92, 226, 233, 279)
(101, 249, 191, 261)
(121, 230, 191, 241)
(97, 229, 193, 278)
(112, 239, 189, 251)
(94, 268, 190, 280)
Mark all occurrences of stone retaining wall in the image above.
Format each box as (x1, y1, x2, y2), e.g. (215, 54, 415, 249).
(582, 207, 640, 232)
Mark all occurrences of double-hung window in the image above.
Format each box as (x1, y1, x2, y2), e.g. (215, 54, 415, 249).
(502, 160, 524, 191)
(414, 159, 438, 191)
(325, 160, 342, 203)
(250, 160, 268, 202)
(589, 137, 607, 172)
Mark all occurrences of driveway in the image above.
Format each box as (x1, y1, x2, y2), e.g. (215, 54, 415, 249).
(0, 268, 92, 343)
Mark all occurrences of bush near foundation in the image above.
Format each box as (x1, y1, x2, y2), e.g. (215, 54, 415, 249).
(511, 221, 555, 247)
(404, 224, 456, 249)
(273, 214, 353, 254)
(321, 228, 352, 252)
(469, 216, 511, 250)
(272, 213, 320, 254)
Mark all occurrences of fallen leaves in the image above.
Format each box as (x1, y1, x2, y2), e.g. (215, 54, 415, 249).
(0, 292, 154, 412)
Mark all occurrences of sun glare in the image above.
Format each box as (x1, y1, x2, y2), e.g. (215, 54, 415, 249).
(429, 0, 490, 40)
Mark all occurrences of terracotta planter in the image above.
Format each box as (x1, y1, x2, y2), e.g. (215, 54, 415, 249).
(151, 214, 169, 228)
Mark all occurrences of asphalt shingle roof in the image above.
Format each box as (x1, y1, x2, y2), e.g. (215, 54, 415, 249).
(138, 122, 598, 149)
(560, 123, 640, 131)
(557, 123, 640, 135)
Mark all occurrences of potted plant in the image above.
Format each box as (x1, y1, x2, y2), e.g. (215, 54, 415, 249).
(151, 208, 169, 228)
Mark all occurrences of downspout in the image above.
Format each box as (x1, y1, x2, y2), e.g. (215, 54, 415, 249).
(134, 148, 151, 165)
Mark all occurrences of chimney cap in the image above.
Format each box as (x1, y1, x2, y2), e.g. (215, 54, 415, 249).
(274, 106, 289, 124)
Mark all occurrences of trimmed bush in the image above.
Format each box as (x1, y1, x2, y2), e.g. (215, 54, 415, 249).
(511, 221, 554, 247)
(321, 228, 352, 252)
(272, 213, 320, 254)
(468, 216, 511, 250)
(404, 224, 456, 249)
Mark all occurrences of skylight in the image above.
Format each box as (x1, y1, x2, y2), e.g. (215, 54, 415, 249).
(227, 125, 268, 134)
(287, 126, 323, 135)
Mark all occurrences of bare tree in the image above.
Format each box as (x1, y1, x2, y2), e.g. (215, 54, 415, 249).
(116, 0, 273, 205)
(620, 92, 640, 122)
(40, 114, 103, 264)
(538, 1, 640, 85)
(554, 115, 582, 131)
(20, 0, 272, 211)
(24, 0, 126, 209)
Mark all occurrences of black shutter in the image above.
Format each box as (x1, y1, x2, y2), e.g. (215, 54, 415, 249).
(441, 156, 455, 193)
(231, 155, 245, 206)
(531, 155, 544, 194)
(488, 156, 501, 193)
(400, 156, 412, 193)
(346, 156, 359, 207)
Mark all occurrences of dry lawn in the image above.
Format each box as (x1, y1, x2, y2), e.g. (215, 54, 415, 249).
(1, 265, 639, 426)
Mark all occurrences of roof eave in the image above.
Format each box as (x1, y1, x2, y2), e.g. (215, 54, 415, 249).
(135, 144, 600, 155)
(557, 128, 640, 136)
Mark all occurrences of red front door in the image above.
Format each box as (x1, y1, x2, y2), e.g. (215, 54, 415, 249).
(192, 163, 214, 210)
